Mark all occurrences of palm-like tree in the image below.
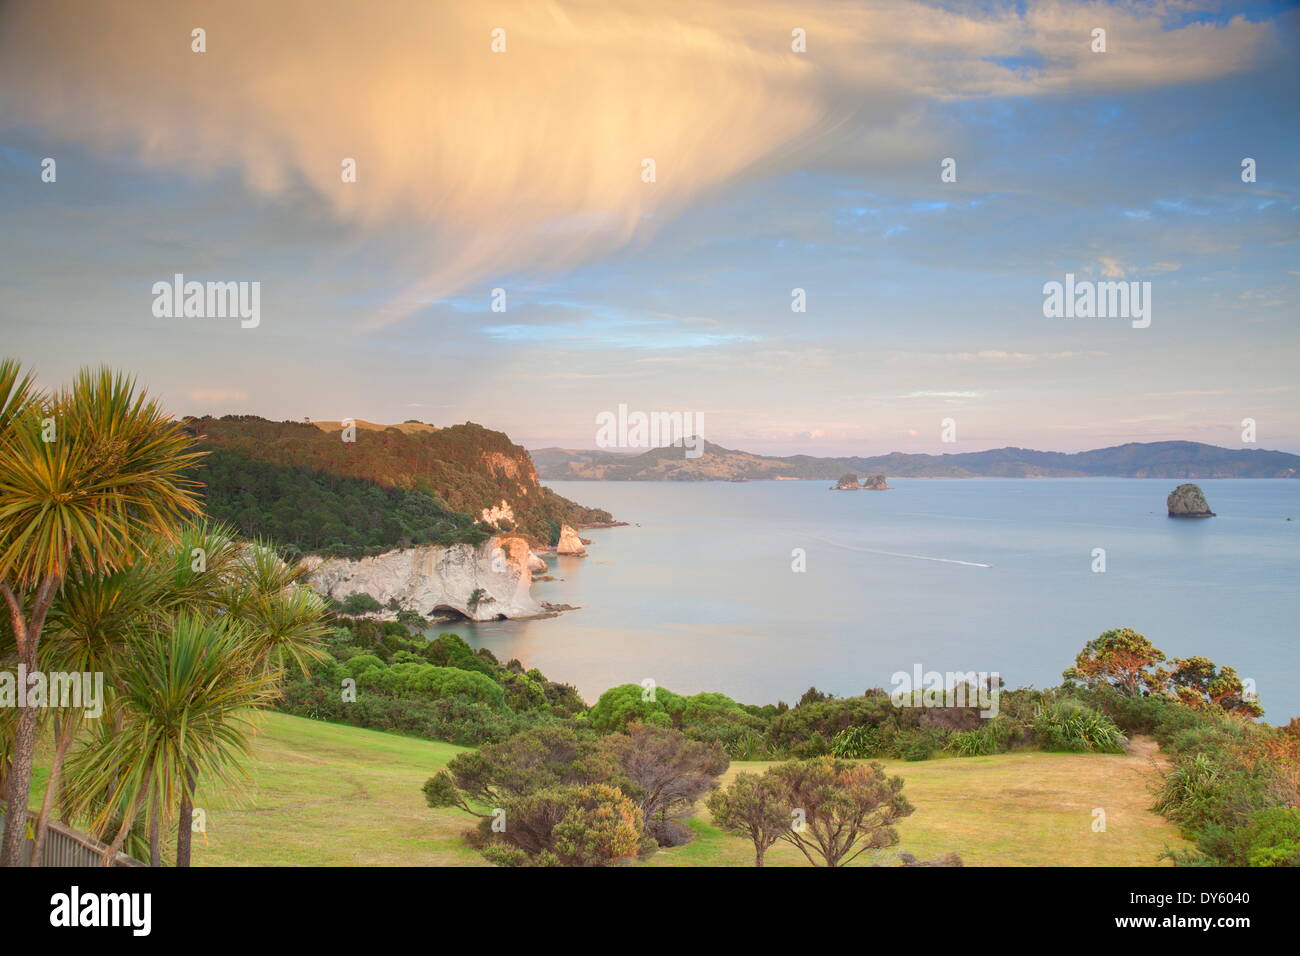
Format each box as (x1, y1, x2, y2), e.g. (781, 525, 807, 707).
(31, 522, 329, 866)
(149, 521, 245, 614)
(222, 541, 330, 675)
(28, 560, 156, 864)
(61, 613, 278, 866)
(167, 539, 327, 865)
(0, 364, 203, 866)
(24, 523, 240, 864)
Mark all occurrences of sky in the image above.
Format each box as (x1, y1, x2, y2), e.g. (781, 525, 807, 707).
(1, 0, 1297, 457)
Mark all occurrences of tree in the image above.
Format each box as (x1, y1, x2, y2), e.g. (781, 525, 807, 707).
(766, 756, 913, 867)
(586, 683, 681, 732)
(797, 686, 832, 707)
(423, 725, 611, 817)
(28, 561, 154, 865)
(33, 522, 327, 867)
(597, 723, 727, 846)
(61, 613, 277, 865)
(174, 536, 326, 865)
(1167, 656, 1264, 718)
(422, 725, 653, 867)
(220, 542, 328, 674)
(1063, 627, 1166, 696)
(341, 592, 382, 616)
(0, 364, 203, 866)
(707, 772, 789, 866)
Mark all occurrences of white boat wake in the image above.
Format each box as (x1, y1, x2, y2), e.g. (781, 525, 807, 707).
(805, 534, 992, 568)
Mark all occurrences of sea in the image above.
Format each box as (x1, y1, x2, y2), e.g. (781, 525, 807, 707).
(430, 478, 1300, 721)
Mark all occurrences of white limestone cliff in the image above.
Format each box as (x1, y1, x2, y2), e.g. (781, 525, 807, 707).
(300, 535, 544, 621)
(479, 499, 516, 528)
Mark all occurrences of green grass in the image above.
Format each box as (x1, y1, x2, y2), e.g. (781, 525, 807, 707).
(647, 740, 1187, 867)
(191, 712, 484, 866)
(175, 714, 1187, 866)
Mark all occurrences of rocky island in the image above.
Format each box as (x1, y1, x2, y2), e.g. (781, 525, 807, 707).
(1167, 483, 1215, 518)
(832, 472, 891, 490)
(556, 524, 588, 556)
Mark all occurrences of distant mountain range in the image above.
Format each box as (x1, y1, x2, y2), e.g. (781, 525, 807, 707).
(531, 440, 1300, 481)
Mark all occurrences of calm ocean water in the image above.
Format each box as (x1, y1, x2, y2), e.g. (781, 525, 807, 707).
(435, 479, 1300, 722)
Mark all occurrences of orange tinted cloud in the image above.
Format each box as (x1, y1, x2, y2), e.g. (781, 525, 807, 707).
(0, 0, 1272, 327)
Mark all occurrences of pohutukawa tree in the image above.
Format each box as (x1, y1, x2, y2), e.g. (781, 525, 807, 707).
(1167, 656, 1264, 718)
(1062, 627, 1167, 697)
(0, 363, 203, 866)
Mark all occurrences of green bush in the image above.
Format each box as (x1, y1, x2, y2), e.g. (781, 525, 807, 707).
(1239, 807, 1300, 867)
(587, 683, 682, 732)
(1030, 699, 1127, 753)
(830, 725, 883, 759)
(341, 592, 383, 615)
(947, 717, 1018, 757)
(1155, 751, 1289, 836)
(894, 727, 946, 761)
(1082, 685, 1171, 736)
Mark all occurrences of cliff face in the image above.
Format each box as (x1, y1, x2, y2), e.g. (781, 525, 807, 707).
(301, 535, 545, 621)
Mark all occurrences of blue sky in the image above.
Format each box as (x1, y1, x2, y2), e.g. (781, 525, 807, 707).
(1, 0, 1296, 455)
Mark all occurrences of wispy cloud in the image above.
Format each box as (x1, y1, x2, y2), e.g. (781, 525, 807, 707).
(0, 0, 1274, 329)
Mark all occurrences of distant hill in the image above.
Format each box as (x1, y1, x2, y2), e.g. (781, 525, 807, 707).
(529, 446, 638, 472)
(532, 440, 1300, 481)
(185, 416, 614, 553)
(309, 419, 438, 436)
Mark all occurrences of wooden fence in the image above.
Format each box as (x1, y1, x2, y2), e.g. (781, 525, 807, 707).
(0, 802, 146, 867)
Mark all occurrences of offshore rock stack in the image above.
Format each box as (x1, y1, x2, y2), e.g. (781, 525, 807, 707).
(1167, 483, 1215, 518)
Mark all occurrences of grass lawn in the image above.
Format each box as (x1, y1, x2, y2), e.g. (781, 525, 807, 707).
(174, 713, 1186, 866)
(647, 738, 1185, 867)
(191, 712, 483, 866)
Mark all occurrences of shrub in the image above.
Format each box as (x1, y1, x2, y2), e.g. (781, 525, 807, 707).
(1030, 699, 1127, 753)
(947, 717, 1018, 757)
(792, 732, 832, 759)
(597, 724, 727, 847)
(894, 727, 945, 761)
(765, 694, 894, 756)
(1238, 807, 1300, 867)
(1082, 685, 1170, 736)
(341, 592, 382, 615)
(830, 725, 882, 759)
(1154, 751, 1290, 837)
(472, 784, 651, 867)
(586, 683, 682, 732)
